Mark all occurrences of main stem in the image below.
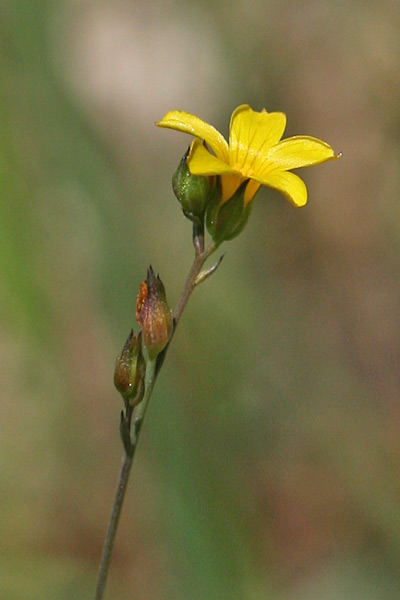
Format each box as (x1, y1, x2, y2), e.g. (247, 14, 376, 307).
(94, 359, 157, 600)
(93, 230, 216, 600)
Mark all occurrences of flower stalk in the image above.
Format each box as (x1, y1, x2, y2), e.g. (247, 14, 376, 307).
(94, 358, 157, 600)
(93, 231, 217, 600)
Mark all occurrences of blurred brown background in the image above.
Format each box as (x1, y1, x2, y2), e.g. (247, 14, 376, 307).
(1, 0, 400, 598)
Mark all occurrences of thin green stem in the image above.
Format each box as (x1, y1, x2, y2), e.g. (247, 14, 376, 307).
(173, 241, 215, 326)
(131, 358, 157, 441)
(93, 453, 133, 600)
(94, 234, 218, 600)
(94, 359, 156, 600)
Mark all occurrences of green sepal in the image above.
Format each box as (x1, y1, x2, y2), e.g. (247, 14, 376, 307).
(206, 179, 253, 245)
(172, 147, 213, 222)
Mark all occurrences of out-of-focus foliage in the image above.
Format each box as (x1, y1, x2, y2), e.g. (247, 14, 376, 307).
(1, 0, 400, 598)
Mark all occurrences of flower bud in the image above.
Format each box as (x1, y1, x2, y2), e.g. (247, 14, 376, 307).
(206, 179, 253, 245)
(136, 267, 173, 359)
(172, 144, 213, 222)
(114, 330, 146, 406)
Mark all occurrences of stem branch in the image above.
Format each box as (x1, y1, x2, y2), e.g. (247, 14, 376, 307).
(173, 229, 215, 325)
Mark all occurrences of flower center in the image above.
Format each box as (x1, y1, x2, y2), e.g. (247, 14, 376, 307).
(233, 162, 255, 179)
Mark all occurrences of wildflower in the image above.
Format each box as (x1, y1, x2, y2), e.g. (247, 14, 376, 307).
(157, 104, 339, 208)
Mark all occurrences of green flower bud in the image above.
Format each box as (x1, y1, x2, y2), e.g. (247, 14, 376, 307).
(206, 179, 253, 245)
(136, 267, 173, 359)
(172, 145, 213, 222)
(114, 330, 146, 406)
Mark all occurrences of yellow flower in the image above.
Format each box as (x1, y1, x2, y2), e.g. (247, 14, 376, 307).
(157, 104, 339, 208)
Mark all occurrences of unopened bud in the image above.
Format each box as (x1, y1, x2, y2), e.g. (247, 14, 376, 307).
(172, 144, 213, 222)
(136, 267, 173, 359)
(114, 330, 146, 406)
(206, 179, 253, 245)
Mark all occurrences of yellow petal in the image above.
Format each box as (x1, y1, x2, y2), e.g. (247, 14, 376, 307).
(220, 174, 247, 203)
(156, 110, 229, 163)
(254, 170, 308, 207)
(229, 105, 287, 173)
(188, 141, 244, 204)
(244, 180, 262, 205)
(262, 136, 337, 172)
(188, 139, 237, 176)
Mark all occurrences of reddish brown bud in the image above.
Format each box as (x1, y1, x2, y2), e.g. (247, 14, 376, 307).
(114, 330, 146, 406)
(136, 267, 173, 359)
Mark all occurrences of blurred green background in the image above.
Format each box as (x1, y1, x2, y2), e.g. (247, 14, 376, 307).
(1, 0, 400, 598)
